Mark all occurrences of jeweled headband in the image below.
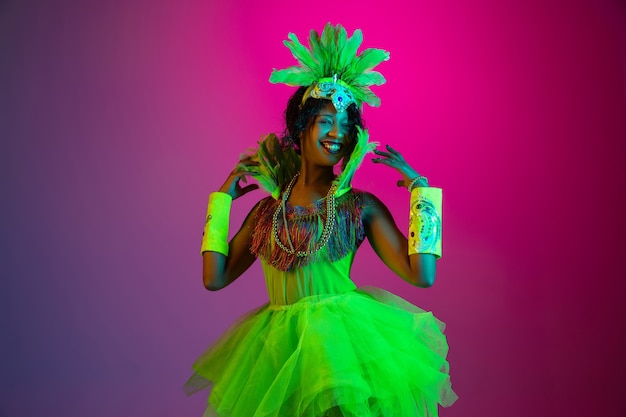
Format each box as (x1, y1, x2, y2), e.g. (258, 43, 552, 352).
(269, 23, 390, 112)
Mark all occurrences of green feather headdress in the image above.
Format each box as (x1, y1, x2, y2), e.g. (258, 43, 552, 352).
(269, 23, 390, 110)
(243, 24, 387, 199)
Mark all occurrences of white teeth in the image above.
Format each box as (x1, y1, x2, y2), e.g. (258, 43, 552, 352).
(322, 142, 342, 154)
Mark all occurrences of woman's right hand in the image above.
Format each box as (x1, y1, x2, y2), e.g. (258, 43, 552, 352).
(218, 156, 260, 200)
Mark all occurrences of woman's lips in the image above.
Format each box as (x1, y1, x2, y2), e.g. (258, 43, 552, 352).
(321, 141, 343, 154)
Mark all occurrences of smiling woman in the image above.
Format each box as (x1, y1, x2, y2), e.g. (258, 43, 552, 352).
(185, 23, 456, 416)
(284, 85, 362, 164)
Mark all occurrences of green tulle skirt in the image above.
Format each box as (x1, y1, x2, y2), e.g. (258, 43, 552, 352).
(185, 287, 457, 417)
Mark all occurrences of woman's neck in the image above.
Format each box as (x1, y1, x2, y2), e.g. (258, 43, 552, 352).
(298, 167, 335, 186)
(289, 164, 335, 206)
(299, 158, 336, 185)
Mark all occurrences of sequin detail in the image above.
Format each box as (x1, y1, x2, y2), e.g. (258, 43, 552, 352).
(409, 196, 441, 253)
(307, 77, 356, 112)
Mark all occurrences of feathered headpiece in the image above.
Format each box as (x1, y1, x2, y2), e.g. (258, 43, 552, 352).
(269, 23, 390, 112)
(243, 24, 387, 199)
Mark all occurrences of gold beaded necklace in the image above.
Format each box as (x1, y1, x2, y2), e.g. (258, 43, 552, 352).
(272, 173, 337, 257)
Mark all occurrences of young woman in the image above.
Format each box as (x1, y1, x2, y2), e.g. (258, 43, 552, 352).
(186, 24, 457, 417)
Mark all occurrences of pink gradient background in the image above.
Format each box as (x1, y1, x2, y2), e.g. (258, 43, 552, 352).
(2, 0, 625, 415)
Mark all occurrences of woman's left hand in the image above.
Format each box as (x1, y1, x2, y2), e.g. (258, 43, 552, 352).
(372, 145, 427, 188)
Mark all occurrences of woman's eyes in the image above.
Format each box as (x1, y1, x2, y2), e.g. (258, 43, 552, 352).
(317, 118, 350, 129)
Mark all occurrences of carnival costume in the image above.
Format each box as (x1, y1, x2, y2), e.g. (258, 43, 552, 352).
(186, 24, 457, 416)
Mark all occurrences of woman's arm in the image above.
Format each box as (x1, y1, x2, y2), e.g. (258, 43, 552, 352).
(362, 192, 437, 288)
(201, 156, 260, 291)
(367, 144, 439, 287)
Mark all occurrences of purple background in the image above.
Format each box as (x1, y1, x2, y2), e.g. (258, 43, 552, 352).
(2, 0, 626, 416)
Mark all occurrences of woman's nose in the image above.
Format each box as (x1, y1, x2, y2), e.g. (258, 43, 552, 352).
(329, 123, 344, 139)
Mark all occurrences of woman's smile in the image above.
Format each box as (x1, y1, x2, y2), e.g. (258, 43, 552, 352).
(320, 140, 344, 154)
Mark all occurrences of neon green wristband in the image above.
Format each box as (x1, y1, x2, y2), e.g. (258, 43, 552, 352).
(408, 187, 442, 258)
(200, 192, 233, 256)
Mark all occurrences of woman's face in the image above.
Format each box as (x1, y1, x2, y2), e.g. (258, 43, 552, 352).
(300, 101, 352, 167)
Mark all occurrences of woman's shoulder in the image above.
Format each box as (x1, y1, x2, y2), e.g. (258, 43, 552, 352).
(350, 189, 391, 221)
(351, 189, 383, 207)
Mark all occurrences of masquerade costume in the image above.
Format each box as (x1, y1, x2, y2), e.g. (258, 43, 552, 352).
(187, 24, 456, 416)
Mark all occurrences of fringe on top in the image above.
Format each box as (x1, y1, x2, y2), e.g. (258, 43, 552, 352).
(251, 190, 366, 271)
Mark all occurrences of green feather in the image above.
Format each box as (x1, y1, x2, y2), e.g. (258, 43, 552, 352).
(349, 89, 366, 105)
(284, 33, 318, 71)
(239, 134, 301, 200)
(269, 67, 316, 86)
(350, 48, 390, 75)
(352, 71, 386, 86)
(333, 25, 347, 77)
(338, 29, 362, 73)
(320, 23, 335, 48)
(359, 87, 382, 107)
(308, 29, 327, 78)
(334, 127, 378, 196)
(320, 24, 338, 74)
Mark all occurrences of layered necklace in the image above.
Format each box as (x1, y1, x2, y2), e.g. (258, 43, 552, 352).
(272, 173, 337, 257)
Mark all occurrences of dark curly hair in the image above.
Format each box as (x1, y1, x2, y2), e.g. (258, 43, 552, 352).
(281, 86, 365, 162)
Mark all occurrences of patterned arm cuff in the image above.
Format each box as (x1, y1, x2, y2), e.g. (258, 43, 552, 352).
(408, 187, 442, 258)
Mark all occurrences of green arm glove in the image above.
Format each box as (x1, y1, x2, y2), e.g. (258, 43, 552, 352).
(200, 192, 232, 256)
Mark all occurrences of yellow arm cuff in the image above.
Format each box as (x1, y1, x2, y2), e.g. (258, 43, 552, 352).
(200, 192, 232, 256)
(408, 187, 442, 258)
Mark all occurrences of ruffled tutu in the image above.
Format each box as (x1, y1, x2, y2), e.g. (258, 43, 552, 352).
(185, 287, 457, 417)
